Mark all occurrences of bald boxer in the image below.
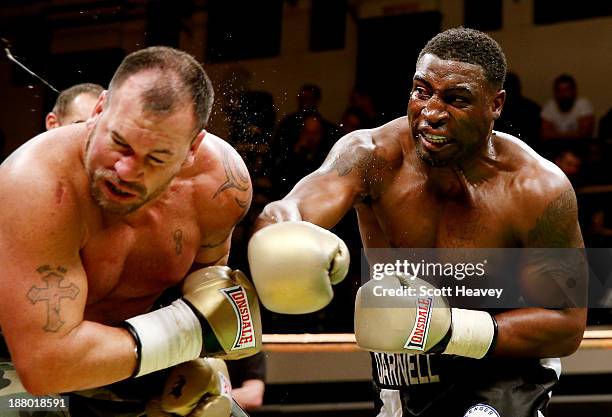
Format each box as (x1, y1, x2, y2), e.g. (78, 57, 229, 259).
(45, 83, 104, 129)
(249, 28, 586, 417)
(0, 47, 260, 416)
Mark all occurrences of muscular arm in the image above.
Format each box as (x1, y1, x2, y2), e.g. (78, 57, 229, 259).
(0, 173, 136, 394)
(493, 187, 587, 358)
(255, 132, 377, 231)
(194, 142, 252, 268)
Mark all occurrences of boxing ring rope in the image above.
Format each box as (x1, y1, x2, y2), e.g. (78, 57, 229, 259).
(262, 329, 612, 352)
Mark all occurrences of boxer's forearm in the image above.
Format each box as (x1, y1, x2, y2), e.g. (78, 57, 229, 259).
(491, 308, 586, 357)
(254, 200, 302, 231)
(12, 321, 136, 394)
(255, 158, 361, 232)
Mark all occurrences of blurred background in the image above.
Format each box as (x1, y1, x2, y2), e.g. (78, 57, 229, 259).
(1, 1, 612, 415)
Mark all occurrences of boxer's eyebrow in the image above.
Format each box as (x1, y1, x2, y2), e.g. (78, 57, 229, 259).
(413, 75, 430, 86)
(111, 130, 174, 156)
(447, 85, 474, 95)
(413, 75, 474, 95)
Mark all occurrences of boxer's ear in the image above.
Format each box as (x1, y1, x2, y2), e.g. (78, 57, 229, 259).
(45, 112, 60, 130)
(490, 89, 506, 120)
(92, 91, 107, 117)
(184, 129, 206, 167)
(87, 91, 107, 128)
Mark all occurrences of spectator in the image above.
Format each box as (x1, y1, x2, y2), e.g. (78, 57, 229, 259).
(553, 150, 583, 187)
(348, 87, 382, 128)
(45, 83, 104, 129)
(273, 112, 328, 197)
(495, 72, 541, 148)
(271, 84, 340, 167)
(541, 74, 595, 141)
(340, 106, 367, 135)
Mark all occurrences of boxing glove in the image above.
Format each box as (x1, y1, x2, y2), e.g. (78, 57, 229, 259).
(248, 221, 349, 314)
(145, 358, 232, 417)
(124, 266, 262, 377)
(355, 274, 497, 359)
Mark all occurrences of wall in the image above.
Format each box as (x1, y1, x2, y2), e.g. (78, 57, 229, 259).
(493, 0, 612, 125)
(1, 0, 610, 155)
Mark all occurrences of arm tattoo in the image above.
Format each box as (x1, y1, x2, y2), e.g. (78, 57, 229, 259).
(27, 265, 79, 332)
(323, 146, 387, 178)
(324, 147, 373, 177)
(173, 229, 183, 255)
(201, 217, 244, 249)
(527, 189, 578, 248)
(213, 149, 250, 209)
(200, 236, 228, 249)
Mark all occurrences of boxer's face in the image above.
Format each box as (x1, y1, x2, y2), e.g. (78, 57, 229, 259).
(84, 74, 202, 215)
(408, 53, 504, 167)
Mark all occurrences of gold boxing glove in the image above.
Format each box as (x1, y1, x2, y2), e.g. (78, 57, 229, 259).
(182, 266, 262, 360)
(146, 358, 232, 417)
(248, 221, 350, 314)
(355, 274, 497, 359)
(124, 266, 262, 377)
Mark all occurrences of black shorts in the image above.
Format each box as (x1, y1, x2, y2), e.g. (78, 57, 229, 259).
(371, 352, 560, 417)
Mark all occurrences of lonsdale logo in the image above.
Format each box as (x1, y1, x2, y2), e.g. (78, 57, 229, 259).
(220, 286, 256, 350)
(404, 297, 433, 350)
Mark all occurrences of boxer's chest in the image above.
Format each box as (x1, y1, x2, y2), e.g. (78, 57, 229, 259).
(364, 171, 516, 248)
(80, 201, 202, 322)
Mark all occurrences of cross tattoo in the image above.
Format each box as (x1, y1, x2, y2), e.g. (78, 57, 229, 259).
(27, 267, 79, 332)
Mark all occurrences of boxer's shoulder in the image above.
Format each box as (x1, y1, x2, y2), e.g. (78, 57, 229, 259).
(324, 118, 404, 178)
(1, 127, 84, 200)
(494, 131, 577, 244)
(188, 132, 251, 227)
(371, 117, 407, 165)
(496, 131, 571, 199)
(0, 128, 85, 245)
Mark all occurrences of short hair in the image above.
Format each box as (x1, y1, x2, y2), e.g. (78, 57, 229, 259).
(554, 74, 576, 89)
(418, 27, 507, 90)
(52, 83, 104, 117)
(108, 46, 214, 134)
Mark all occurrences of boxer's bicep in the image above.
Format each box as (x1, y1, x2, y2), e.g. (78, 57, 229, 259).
(495, 187, 587, 356)
(195, 233, 231, 267)
(525, 187, 583, 248)
(0, 183, 87, 363)
(519, 187, 586, 306)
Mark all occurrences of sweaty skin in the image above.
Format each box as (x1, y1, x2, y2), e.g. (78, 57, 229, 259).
(256, 54, 586, 359)
(0, 72, 251, 394)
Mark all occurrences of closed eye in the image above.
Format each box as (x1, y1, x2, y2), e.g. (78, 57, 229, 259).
(112, 137, 129, 148)
(148, 155, 166, 165)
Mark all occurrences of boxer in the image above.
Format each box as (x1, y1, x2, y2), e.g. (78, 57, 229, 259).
(249, 28, 586, 417)
(45, 83, 104, 130)
(0, 46, 260, 416)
